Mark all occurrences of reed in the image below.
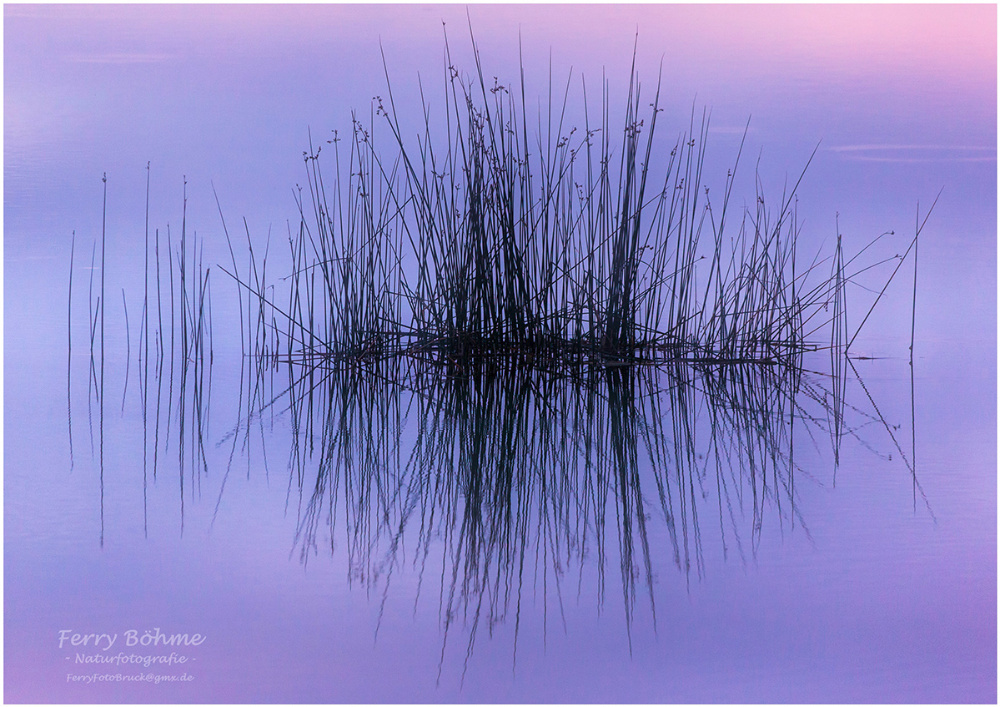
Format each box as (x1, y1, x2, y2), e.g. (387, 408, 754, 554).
(227, 30, 919, 374)
(99, 173, 108, 547)
(67, 231, 75, 468)
(144, 162, 151, 408)
(68, 174, 217, 527)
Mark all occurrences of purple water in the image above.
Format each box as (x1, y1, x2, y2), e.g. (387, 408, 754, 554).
(5, 5, 996, 703)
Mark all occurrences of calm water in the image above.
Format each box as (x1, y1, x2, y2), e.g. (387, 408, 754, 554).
(5, 5, 996, 703)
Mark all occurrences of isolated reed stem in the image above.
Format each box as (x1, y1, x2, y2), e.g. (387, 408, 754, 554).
(909, 203, 920, 362)
(68, 231, 75, 466)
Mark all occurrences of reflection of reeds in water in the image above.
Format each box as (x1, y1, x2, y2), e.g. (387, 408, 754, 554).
(269, 352, 846, 680)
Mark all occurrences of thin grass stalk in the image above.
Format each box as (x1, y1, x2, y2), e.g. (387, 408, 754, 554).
(68, 231, 75, 468)
(144, 162, 151, 412)
(99, 173, 107, 547)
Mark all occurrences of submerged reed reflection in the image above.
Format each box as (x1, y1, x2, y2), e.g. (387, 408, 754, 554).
(254, 349, 859, 677)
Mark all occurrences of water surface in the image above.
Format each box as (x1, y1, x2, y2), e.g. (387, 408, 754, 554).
(4, 4, 996, 703)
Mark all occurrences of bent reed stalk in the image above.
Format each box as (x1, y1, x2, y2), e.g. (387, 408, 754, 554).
(232, 31, 915, 375)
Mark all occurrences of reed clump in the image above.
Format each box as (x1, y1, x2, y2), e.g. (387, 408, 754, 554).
(230, 30, 914, 373)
